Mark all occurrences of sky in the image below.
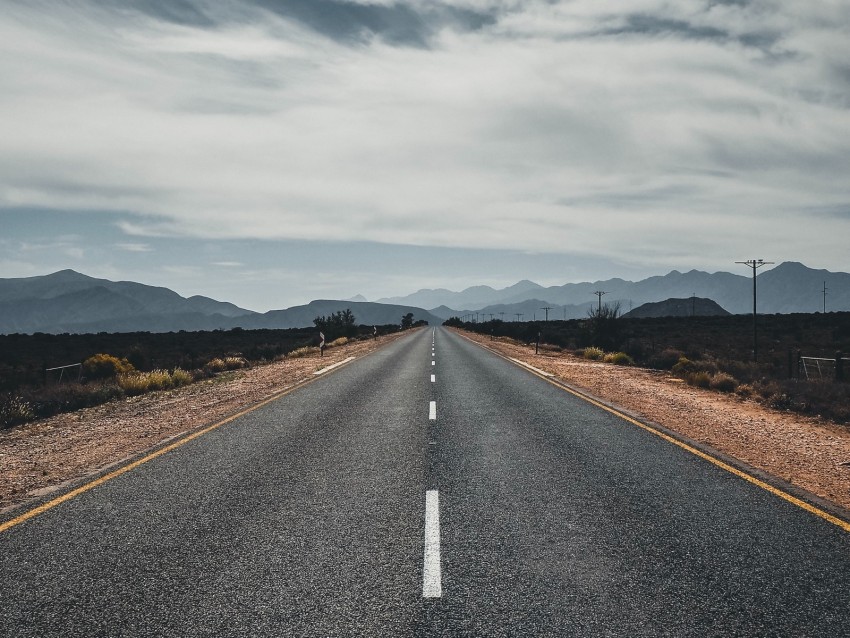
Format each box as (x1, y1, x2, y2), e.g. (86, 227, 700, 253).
(2, 0, 849, 311)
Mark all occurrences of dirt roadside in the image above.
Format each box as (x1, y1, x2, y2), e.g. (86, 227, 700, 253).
(0, 332, 408, 513)
(3, 327, 850, 518)
(458, 329, 850, 513)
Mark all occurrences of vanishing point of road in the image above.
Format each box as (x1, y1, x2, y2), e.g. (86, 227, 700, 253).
(2, 327, 850, 636)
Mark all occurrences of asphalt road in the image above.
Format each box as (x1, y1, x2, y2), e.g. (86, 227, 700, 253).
(2, 326, 850, 636)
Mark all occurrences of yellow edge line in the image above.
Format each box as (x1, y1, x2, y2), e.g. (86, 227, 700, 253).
(463, 333, 850, 534)
(0, 357, 359, 535)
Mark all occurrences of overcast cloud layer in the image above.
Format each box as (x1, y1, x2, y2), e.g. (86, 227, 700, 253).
(2, 0, 850, 309)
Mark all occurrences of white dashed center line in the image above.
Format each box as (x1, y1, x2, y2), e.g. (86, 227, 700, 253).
(423, 490, 442, 598)
(429, 401, 436, 420)
(431, 374, 435, 383)
(431, 360, 435, 366)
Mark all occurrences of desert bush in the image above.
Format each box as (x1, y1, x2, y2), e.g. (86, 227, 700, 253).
(287, 346, 319, 359)
(735, 383, 756, 398)
(19, 383, 125, 421)
(223, 356, 247, 370)
(118, 369, 175, 395)
(582, 347, 605, 361)
(0, 395, 34, 428)
(171, 368, 193, 387)
(204, 358, 228, 374)
(604, 352, 634, 365)
(767, 392, 793, 410)
(687, 371, 712, 388)
(648, 348, 685, 370)
(82, 353, 134, 380)
(709, 372, 738, 393)
(671, 356, 695, 375)
(328, 337, 349, 348)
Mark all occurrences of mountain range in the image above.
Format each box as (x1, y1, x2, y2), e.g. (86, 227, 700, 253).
(388, 262, 850, 320)
(1, 262, 847, 335)
(0, 270, 441, 335)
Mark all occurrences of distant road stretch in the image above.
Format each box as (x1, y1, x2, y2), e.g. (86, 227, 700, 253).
(2, 327, 850, 636)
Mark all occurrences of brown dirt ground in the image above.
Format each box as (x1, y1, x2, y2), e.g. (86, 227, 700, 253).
(458, 330, 850, 513)
(3, 328, 850, 517)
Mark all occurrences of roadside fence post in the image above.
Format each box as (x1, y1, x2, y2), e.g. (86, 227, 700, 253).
(836, 351, 844, 383)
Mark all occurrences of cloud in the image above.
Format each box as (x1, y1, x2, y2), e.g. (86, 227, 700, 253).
(1, 0, 849, 278)
(116, 243, 154, 252)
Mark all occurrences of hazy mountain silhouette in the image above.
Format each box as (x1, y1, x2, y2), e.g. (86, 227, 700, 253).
(0, 270, 439, 334)
(622, 297, 731, 318)
(421, 262, 850, 318)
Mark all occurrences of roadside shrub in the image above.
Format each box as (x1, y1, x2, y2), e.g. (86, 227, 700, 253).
(735, 383, 756, 398)
(709, 372, 738, 393)
(82, 354, 134, 380)
(649, 348, 685, 370)
(118, 370, 174, 396)
(768, 392, 793, 410)
(0, 395, 34, 428)
(604, 352, 634, 366)
(328, 337, 349, 348)
(223, 356, 247, 370)
(687, 371, 712, 388)
(582, 347, 605, 361)
(204, 358, 228, 374)
(672, 356, 696, 375)
(287, 346, 319, 359)
(171, 368, 193, 387)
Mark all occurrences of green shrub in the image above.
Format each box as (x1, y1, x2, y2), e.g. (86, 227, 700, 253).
(171, 368, 193, 387)
(287, 346, 319, 359)
(118, 369, 174, 395)
(649, 348, 685, 370)
(688, 371, 712, 388)
(582, 347, 605, 361)
(204, 358, 228, 374)
(223, 356, 247, 370)
(735, 383, 756, 398)
(709, 372, 738, 393)
(82, 353, 134, 380)
(672, 356, 696, 375)
(768, 392, 793, 410)
(0, 395, 34, 428)
(604, 352, 634, 365)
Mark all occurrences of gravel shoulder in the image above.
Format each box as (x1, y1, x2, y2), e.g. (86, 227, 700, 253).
(458, 330, 850, 514)
(4, 326, 850, 519)
(0, 333, 408, 513)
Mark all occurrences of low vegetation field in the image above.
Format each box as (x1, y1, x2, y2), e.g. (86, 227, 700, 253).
(451, 311, 850, 423)
(0, 324, 399, 428)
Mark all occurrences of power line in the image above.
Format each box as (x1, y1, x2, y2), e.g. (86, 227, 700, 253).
(593, 291, 607, 313)
(735, 259, 774, 362)
(541, 306, 553, 321)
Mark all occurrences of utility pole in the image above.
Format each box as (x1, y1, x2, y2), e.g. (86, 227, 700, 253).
(515, 313, 523, 322)
(735, 259, 774, 362)
(823, 281, 828, 313)
(541, 306, 552, 321)
(593, 291, 607, 314)
(499, 312, 505, 321)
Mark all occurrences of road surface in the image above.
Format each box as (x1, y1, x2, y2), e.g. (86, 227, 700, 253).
(2, 327, 850, 636)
